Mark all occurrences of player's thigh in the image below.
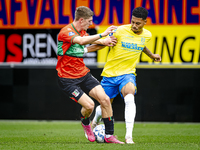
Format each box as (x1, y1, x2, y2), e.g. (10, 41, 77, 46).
(101, 77, 119, 99)
(80, 72, 100, 95)
(121, 82, 136, 97)
(78, 93, 94, 109)
(119, 74, 137, 97)
(89, 85, 110, 103)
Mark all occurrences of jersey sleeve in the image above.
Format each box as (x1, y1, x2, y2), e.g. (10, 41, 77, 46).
(60, 30, 78, 43)
(144, 29, 152, 43)
(146, 32, 152, 43)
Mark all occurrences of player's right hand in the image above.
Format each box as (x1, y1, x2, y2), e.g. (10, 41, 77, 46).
(101, 25, 118, 37)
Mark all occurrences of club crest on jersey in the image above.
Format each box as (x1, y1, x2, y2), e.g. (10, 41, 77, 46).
(109, 29, 117, 36)
(72, 89, 80, 97)
(69, 32, 75, 36)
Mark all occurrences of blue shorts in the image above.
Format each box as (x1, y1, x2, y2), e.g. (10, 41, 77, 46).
(101, 74, 137, 99)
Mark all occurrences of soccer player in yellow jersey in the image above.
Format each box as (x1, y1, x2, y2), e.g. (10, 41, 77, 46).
(91, 7, 161, 144)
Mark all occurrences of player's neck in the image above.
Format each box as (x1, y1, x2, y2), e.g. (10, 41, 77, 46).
(72, 21, 82, 32)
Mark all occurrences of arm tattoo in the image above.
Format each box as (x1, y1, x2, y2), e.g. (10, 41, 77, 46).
(143, 47, 153, 59)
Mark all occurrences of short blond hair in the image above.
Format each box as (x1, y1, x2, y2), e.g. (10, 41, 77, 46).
(75, 6, 94, 21)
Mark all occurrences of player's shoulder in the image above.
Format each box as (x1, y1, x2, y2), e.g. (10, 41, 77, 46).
(60, 24, 74, 33)
(59, 24, 77, 36)
(143, 28, 152, 37)
(114, 24, 131, 35)
(117, 24, 130, 30)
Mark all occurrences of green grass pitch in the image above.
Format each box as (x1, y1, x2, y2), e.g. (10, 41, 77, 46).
(0, 120, 199, 150)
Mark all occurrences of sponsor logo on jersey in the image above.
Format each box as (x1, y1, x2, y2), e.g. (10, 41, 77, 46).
(69, 32, 75, 36)
(121, 42, 143, 50)
(126, 35, 134, 38)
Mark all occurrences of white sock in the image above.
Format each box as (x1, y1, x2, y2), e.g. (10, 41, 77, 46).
(124, 94, 136, 138)
(93, 105, 102, 123)
(105, 134, 112, 138)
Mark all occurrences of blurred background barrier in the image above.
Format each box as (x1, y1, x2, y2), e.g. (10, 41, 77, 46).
(0, 64, 200, 122)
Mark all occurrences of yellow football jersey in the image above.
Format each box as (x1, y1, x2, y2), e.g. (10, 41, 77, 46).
(101, 24, 152, 77)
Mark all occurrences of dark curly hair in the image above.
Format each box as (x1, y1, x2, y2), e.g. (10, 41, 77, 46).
(132, 7, 148, 20)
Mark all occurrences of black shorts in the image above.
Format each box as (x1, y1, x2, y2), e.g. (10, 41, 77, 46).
(58, 72, 100, 102)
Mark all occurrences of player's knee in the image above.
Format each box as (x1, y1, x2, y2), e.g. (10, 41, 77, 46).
(123, 90, 135, 97)
(99, 95, 110, 107)
(85, 101, 95, 113)
(122, 82, 136, 96)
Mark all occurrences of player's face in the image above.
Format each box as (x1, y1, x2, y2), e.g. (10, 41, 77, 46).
(81, 17, 93, 31)
(131, 16, 146, 35)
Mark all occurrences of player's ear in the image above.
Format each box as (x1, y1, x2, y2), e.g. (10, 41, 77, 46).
(79, 18, 84, 23)
(144, 19, 147, 25)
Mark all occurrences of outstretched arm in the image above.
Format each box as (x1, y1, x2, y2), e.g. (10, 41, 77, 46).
(93, 36, 117, 46)
(73, 25, 117, 45)
(84, 36, 117, 53)
(143, 46, 161, 62)
(86, 44, 106, 53)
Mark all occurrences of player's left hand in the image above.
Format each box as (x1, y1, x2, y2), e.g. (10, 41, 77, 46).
(103, 36, 117, 46)
(152, 54, 161, 62)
